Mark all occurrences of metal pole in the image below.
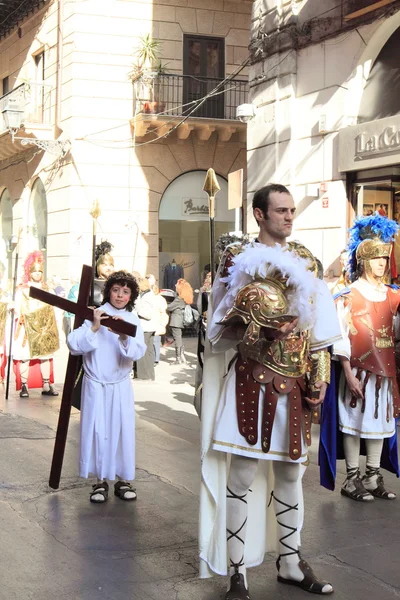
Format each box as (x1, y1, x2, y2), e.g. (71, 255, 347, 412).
(209, 195, 215, 284)
(5, 239, 20, 400)
(202, 169, 220, 284)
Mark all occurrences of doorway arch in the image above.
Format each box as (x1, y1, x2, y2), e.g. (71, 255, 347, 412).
(28, 178, 47, 270)
(0, 188, 13, 283)
(158, 170, 237, 290)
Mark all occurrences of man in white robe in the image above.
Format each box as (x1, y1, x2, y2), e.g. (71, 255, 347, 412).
(200, 184, 341, 599)
(68, 271, 146, 503)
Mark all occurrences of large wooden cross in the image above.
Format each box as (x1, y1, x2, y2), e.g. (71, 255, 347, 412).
(29, 264, 137, 489)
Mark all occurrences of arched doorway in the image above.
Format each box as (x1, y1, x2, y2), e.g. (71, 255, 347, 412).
(158, 170, 237, 290)
(345, 25, 400, 274)
(28, 178, 47, 272)
(0, 189, 13, 283)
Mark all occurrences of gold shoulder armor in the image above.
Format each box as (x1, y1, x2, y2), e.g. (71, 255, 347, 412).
(218, 242, 245, 278)
(288, 241, 319, 278)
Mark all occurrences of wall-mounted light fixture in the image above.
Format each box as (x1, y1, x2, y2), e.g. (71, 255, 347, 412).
(2, 99, 70, 156)
(7, 234, 18, 253)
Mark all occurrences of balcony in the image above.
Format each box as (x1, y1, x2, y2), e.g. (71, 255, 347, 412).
(0, 82, 53, 160)
(131, 74, 249, 143)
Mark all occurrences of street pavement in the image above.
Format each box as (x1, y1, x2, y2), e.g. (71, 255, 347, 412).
(0, 336, 400, 599)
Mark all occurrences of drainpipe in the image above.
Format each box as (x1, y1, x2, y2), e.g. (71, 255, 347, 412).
(55, 0, 64, 137)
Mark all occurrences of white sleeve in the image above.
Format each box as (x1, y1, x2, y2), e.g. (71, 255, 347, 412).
(310, 279, 343, 351)
(332, 296, 351, 360)
(67, 320, 99, 355)
(206, 274, 239, 354)
(118, 315, 147, 361)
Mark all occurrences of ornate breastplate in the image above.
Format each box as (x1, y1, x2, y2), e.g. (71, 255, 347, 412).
(239, 330, 310, 378)
(346, 287, 399, 378)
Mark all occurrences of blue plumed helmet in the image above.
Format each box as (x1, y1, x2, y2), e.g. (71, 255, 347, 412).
(347, 212, 399, 282)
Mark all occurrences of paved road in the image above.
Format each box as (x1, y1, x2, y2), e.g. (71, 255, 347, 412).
(0, 337, 399, 599)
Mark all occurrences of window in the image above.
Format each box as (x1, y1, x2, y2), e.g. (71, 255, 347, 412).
(183, 35, 225, 118)
(32, 51, 45, 122)
(2, 76, 9, 96)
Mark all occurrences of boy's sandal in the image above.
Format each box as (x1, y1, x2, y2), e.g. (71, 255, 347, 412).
(90, 481, 109, 503)
(114, 481, 137, 501)
(277, 556, 334, 595)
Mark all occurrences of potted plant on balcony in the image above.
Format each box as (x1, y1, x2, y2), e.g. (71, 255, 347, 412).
(130, 35, 168, 115)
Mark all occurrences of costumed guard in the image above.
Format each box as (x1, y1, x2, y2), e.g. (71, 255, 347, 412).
(200, 184, 341, 599)
(13, 251, 59, 398)
(93, 241, 115, 307)
(320, 214, 400, 501)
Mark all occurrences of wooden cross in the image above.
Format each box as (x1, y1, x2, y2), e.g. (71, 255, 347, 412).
(29, 264, 137, 489)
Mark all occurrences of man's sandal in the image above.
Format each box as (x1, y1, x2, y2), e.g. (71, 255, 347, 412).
(90, 481, 109, 503)
(277, 556, 333, 595)
(114, 481, 137, 501)
(341, 476, 374, 502)
(367, 475, 396, 500)
(225, 572, 251, 600)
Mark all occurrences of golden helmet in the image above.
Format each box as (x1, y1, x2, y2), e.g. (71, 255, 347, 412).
(219, 277, 294, 330)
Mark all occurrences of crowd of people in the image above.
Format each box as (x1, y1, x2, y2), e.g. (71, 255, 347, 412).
(1, 184, 399, 600)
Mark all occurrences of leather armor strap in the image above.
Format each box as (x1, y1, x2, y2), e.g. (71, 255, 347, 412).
(235, 357, 309, 456)
(261, 380, 279, 453)
(350, 369, 362, 408)
(392, 378, 400, 419)
(288, 381, 304, 459)
(235, 357, 261, 445)
(375, 375, 382, 419)
(361, 371, 371, 413)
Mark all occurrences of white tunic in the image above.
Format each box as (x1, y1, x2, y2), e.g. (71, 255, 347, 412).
(333, 279, 396, 439)
(67, 303, 146, 481)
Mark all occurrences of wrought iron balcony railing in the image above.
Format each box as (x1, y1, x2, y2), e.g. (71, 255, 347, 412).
(0, 82, 52, 133)
(134, 73, 249, 120)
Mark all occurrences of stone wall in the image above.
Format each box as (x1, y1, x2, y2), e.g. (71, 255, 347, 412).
(0, 0, 251, 281)
(247, 0, 400, 279)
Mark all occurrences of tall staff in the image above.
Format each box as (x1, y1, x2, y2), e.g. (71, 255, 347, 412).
(90, 199, 101, 303)
(202, 168, 220, 283)
(5, 230, 21, 400)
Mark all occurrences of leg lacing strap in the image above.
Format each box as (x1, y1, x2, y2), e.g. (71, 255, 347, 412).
(227, 486, 248, 504)
(346, 466, 360, 480)
(226, 486, 248, 574)
(365, 465, 380, 479)
(270, 491, 299, 559)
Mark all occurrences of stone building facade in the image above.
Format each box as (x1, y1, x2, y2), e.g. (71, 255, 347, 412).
(248, 0, 400, 280)
(0, 0, 251, 289)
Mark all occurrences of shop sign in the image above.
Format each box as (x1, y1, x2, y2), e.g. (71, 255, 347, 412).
(355, 126, 400, 160)
(182, 197, 209, 216)
(339, 114, 400, 172)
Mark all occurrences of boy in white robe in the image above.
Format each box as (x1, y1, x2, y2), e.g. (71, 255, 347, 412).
(68, 271, 146, 503)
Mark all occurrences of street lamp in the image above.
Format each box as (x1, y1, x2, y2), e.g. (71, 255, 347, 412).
(7, 234, 18, 253)
(2, 95, 70, 156)
(2, 98, 24, 141)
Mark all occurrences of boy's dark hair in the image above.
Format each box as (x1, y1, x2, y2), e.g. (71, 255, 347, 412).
(252, 184, 290, 223)
(102, 270, 139, 312)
